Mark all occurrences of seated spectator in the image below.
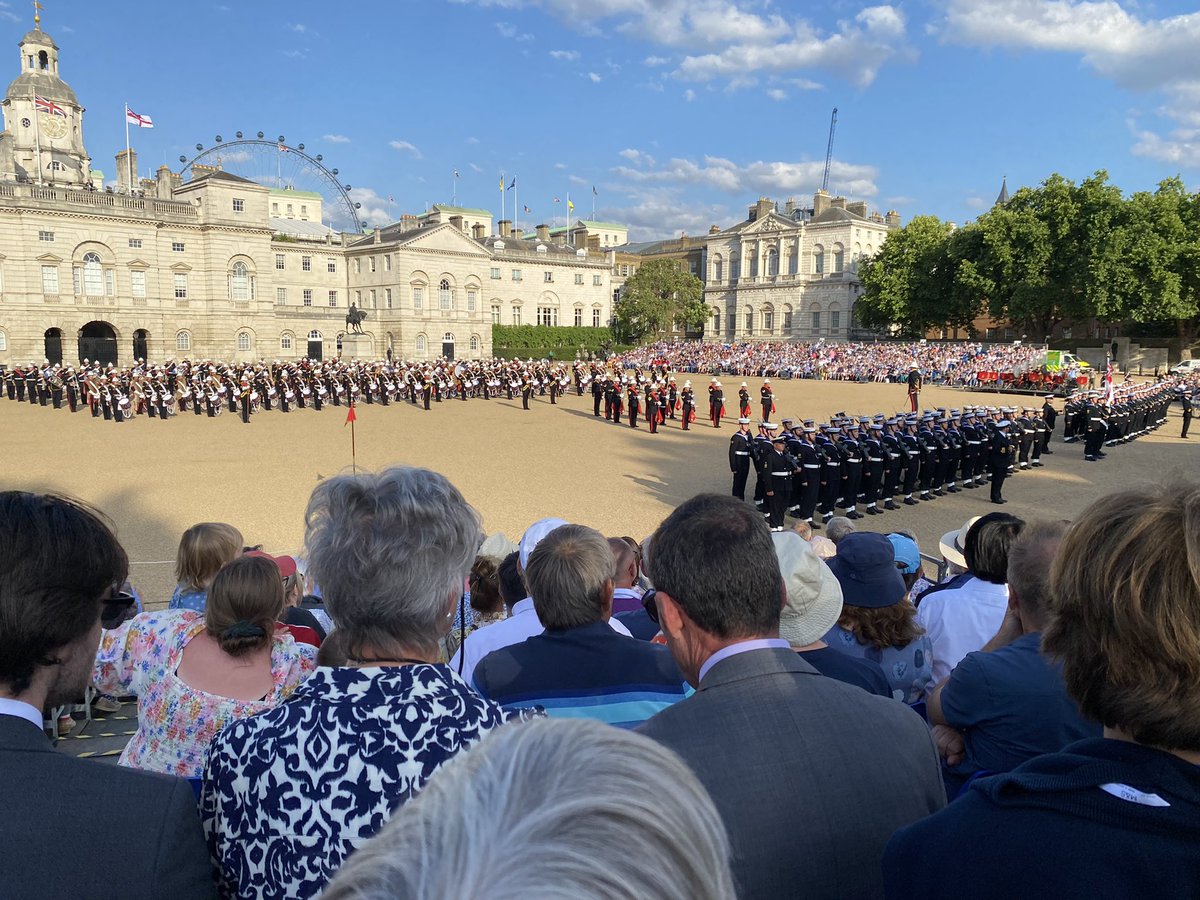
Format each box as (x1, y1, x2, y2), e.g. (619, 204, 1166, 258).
(248, 550, 325, 645)
(822, 532, 935, 703)
(614, 535, 660, 641)
(825, 515, 856, 545)
(637, 494, 944, 900)
(793, 518, 837, 559)
(202, 466, 539, 900)
(94, 554, 316, 777)
(0, 491, 213, 898)
(473, 525, 688, 727)
(884, 483, 1200, 899)
(445, 555, 507, 659)
(916, 513, 1025, 695)
(169, 521, 243, 612)
(925, 521, 1100, 791)
(451, 518, 630, 684)
(888, 531, 934, 598)
(322, 719, 735, 900)
(772, 531, 891, 696)
(608, 537, 645, 614)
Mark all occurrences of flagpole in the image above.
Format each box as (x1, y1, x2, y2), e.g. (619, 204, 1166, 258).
(513, 181, 518, 233)
(124, 103, 133, 194)
(33, 100, 43, 185)
(567, 192, 572, 245)
(452, 170, 456, 207)
(592, 187, 596, 221)
(500, 172, 505, 231)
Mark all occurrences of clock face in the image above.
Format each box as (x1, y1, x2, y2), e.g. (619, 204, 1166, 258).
(39, 111, 67, 139)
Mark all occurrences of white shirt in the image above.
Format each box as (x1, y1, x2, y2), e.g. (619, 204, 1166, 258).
(451, 597, 631, 687)
(0, 697, 44, 730)
(916, 575, 1010, 697)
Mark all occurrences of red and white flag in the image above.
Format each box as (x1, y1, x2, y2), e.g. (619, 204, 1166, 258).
(1104, 360, 1115, 404)
(125, 106, 153, 128)
(37, 95, 67, 117)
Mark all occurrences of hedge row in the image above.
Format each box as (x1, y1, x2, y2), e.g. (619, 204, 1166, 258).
(491, 325, 614, 350)
(492, 345, 633, 361)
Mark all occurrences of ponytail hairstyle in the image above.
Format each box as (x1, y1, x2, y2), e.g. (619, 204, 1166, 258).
(204, 555, 284, 656)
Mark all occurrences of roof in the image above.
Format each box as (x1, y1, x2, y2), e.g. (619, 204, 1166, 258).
(432, 204, 492, 216)
(5, 70, 78, 107)
(270, 187, 322, 200)
(575, 219, 628, 231)
(187, 170, 259, 186)
(270, 217, 335, 238)
(995, 177, 1010, 205)
(20, 29, 58, 49)
(809, 206, 869, 225)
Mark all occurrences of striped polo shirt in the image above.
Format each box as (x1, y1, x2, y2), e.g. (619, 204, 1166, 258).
(472, 621, 691, 728)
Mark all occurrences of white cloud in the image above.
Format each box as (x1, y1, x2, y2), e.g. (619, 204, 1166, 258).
(347, 187, 397, 228)
(612, 153, 879, 198)
(587, 71, 603, 82)
(645, 55, 670, 66)
(569, 174, 589, 185)
(280, 48, 308, 59)
(467, 136, 480, 144)
(619, 148, 657, 166)
(601, 188, 733, 241)
(684, 88, 696, 101)
(554, 162, 569, 169)
(964, 196, 986, 210)
(767, 88, 787, 100)
(549, 49, 580, 60)
(469, 162, 484, 173)
(323, 133, 351, 144)
(390, 140, 422, 158)
(288, 22, 309, 33)
(219, 150, 253, 165)
(496, 20, 535, 41)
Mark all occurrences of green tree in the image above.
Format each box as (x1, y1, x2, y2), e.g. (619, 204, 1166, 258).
(615, 259, 705, 342)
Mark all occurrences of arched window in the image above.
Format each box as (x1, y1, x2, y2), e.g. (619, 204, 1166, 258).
(176, 330, 191, 351)
(766, 249, 778, 277)
(415, 334, 427, 354)
(470, 334, 480, 351)
(280, 332, 293, 351)
(83, 252, 103, 296)
(832, 244, 845, 273)
(783, 305, 794, 331)
(744, 308, 753, 333)
(813, 246, 825, 274)
(237, 331, 252, 351)
(763, 305, 774, 332)
(231, 261, 250, 300)
(443, 332, 454, 343)
(713, 254, 724, 281)
(439, 279, 453, 310)
(730, 252, 740, 281)
(308, 329, 322, 341)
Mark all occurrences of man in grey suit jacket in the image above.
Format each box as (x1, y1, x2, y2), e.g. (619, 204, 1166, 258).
(638, 494, 945, 900)
(0, 491, 215, 900)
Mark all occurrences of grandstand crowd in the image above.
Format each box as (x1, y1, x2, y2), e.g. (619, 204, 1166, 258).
(3, 465, 1198, 899)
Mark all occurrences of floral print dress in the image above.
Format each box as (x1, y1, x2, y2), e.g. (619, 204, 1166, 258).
(93, 609, 316, 777)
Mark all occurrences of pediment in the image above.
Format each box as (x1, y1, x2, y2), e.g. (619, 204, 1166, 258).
(396, 224, 490, 257)
(741, 213, 799, 236)
(36, 252, 63, 263)
(126, 258, 151, 268)
(170, 262, 192, 272)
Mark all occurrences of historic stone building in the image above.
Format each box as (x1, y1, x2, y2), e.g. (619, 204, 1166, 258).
(0, 25, 614, 368)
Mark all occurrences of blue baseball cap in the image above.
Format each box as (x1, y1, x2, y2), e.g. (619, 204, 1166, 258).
(887, 533, 922, 575)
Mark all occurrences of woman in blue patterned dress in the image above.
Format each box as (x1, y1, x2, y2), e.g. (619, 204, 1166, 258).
(201, 466, 540, 900)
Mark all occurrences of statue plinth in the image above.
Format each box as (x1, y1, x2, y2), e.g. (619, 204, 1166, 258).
(340, 333, 373, 360)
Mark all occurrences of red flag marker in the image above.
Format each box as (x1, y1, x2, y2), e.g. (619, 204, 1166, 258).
(345, 401, 358, 473)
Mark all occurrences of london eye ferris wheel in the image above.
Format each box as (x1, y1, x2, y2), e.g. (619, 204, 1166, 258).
(179, 133, 365, 233)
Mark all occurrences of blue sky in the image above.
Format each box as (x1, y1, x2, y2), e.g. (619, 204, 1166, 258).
(15, 0, 1200, 239)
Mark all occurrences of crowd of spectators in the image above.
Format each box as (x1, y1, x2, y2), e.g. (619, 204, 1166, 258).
(1, 472, 1197, 899)
(619, 339, 1052, 385)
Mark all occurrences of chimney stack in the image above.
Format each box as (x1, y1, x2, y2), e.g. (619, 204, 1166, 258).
(472, 223, 485, 240)
(813, 190, 830, 217)
(374, 226, 382, 244)
(449, 214, 464, 231)
(513, 227, 523, 240)
(536, 223, 550, 241)
(155, 165, 173, 200)
(498, 219, 512, 238)
(846, 201, 868, 218)
(116, 148, 137, 194)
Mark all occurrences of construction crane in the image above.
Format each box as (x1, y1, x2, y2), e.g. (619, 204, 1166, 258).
(820, 107, 838, 193)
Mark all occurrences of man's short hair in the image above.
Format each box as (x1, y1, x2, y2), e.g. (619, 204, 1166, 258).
(825, 517, 856, 545)
(0, 491, 128, 694)
(607, 537, 636, 585)
(1005, 520, 1066, 626)
(495, 551, 525, 608)
(525, 525, 615, 631)
(963, 512, 1024, 584)
(1044, 483, 1200, 752)
(648, 495, 782, 639)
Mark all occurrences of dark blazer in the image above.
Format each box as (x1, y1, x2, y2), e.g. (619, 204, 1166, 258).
(0, 713, 215, 900)
(638, 647, 945, 900)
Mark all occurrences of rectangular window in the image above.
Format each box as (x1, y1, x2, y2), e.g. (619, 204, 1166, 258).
(232, 198, 244, 213)
(593, 274, 602, 286)
(593, 308, 601, 327)
(386, 288, 393, 309)
(38, 230, 54, 242)
(172, 241, 185, 252)
(41, 265, 59, 294)
(512, 306, 521, 325)
(355, 290, 362, 306)
(466, 290, 477, 312)
(490, 267, 501, 280)
(300, 205, 307, 217)
(72, 266, 81, 295)
(276, 287, 287, 305)
(384, 255, 392, 272)
(413, 287, 424, 309)
(302, 256, 312, 272)
(575, 273, 584, 285)
(764, 311, 773, 331)
(369, 289, 376, 308)
(544, 271, 553, 283)
(491, 305, 501, 325)
(275, 254, 285, 270)
(271, 203, 279, 214)
(574, 307, 583, 326)
(783, 311, 792, 331)
(354, 259, 361, 274)
(302, 289, 313, 307)
(105, 269, 115, 296)
(174, 273, 188, 298)
(327, 258, 336, 273)
(131, 270, 146, 298)
(328, 290, 338, 307)
(369, 257, 376, 273)
(830, 310, 841, 331)
(620, 265, 629, 277)
(512, 269, 522, 282)
(286, 204, 293, 216)
(538, 307, 558, 326)
(811, 311, 821, 333)
(128, 238, 142, 249)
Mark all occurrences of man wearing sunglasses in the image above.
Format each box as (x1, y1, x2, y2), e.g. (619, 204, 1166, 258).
(0, 491, 214, 900)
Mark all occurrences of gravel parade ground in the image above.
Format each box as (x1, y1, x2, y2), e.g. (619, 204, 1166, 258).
(3, 376, 1194, 608)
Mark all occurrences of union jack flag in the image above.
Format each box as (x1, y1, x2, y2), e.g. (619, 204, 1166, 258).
(35, 95, 66, 117)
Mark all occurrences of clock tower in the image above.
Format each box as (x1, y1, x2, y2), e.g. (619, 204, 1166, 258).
(0, 21, 91, 186)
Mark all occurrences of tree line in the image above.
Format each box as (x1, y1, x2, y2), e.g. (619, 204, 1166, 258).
(855, 172, 1200, 343)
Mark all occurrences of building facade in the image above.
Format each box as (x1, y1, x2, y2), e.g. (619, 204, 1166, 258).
(0, 26, 614, 368)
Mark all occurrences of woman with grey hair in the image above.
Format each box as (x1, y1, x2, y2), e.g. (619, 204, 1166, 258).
(201, 466, 541, 900)
(323, 718, 736, 900)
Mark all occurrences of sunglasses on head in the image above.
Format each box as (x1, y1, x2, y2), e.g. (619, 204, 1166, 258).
(641, 588, 660, 626)
(101, 590, 137, 629)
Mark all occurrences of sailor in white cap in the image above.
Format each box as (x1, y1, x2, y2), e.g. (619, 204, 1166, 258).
(730, 417, 754, 500)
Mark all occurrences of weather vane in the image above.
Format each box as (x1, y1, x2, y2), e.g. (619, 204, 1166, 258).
(33, 1, 43, 29)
